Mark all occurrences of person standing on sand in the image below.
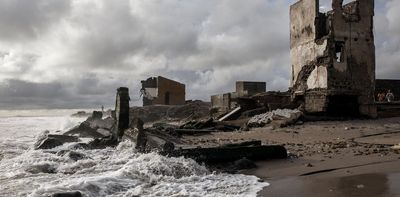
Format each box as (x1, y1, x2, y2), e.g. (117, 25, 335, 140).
(377, 92, 386, 102)
(386, 90, 395, 102)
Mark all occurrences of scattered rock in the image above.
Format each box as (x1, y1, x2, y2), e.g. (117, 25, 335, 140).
(305, 163, 313, 167)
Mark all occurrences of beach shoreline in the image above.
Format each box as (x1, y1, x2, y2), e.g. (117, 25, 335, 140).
(184, 117, 400, 196)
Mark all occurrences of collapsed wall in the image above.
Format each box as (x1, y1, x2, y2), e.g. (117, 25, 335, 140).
(290, 0, 376, 117)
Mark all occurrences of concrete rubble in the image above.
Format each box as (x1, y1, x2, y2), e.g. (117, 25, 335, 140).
(248, 109, 303, 128)
(33, 87, 288, 166)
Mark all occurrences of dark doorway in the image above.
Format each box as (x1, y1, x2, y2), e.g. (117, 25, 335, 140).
(165, 92, 170, 105)
(327, 95, 359, 117)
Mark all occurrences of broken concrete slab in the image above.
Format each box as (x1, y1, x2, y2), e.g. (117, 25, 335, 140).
(248, 109, 302, 127)
(63, 121, 105, 139)
(34, 132, 79, 150)
(218, 107, 241, 121)
(64, 112, 114, 138)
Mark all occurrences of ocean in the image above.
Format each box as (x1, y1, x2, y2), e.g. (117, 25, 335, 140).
(0, 110, 267, 197)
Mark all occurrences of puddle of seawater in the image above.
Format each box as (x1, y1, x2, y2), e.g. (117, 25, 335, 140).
(259, 173, 400, 197)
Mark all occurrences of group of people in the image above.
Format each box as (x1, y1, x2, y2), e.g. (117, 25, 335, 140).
(377, 90, 395, 102)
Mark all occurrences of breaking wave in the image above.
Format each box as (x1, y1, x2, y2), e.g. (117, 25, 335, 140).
(0, 116, 268, 196)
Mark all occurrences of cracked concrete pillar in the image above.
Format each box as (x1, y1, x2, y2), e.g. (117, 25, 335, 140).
(115, 87, 130, 141)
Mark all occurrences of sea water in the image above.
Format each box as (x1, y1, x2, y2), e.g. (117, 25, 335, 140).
(0, 111, 268, 197)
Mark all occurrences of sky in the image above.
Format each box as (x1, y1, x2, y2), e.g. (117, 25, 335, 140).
(0, 0, 399, 109)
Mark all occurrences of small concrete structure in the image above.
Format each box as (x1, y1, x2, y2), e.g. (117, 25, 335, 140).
(141, 76, 185, 106)
(211, 81, 266, 113)
(115, 87, 130, 140)
(236, 81, 266, 97)
(290, 0, 376, 117)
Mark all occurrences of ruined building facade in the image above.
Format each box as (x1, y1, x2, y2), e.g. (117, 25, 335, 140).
(141, 76, 185, 106)
(290, 0, 376, 116)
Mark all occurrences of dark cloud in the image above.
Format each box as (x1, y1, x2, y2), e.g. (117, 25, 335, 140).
(0, 0, 398, 109)
(0, 0, 71, 42)
(0, 79, 70, 109)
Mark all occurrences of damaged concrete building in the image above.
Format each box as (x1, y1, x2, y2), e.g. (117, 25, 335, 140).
(211, 81, 266, 114)
(290, 0, 376, 117)
(141, 76, 186, 106)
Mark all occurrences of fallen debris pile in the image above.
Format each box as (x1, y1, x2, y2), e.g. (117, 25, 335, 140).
(34, 87, 288, 167)
(247, 109, 303, 128)
(124, 118, 288, 163)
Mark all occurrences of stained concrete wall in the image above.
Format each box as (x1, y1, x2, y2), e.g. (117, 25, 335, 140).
(141, 76, 185, 106)
(211, 93, 231, 112)
(329, 0, 376, 115)
(236, 81, 266, 96)
(290, 0, 327, 87)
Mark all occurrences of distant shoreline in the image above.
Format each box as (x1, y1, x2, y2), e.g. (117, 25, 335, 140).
(0, 108, 98, 118)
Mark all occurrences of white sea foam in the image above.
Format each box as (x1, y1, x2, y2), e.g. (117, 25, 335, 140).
(0, 116, 268, 197)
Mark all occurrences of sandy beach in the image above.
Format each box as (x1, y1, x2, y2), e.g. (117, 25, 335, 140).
(184, 117, 400, 196)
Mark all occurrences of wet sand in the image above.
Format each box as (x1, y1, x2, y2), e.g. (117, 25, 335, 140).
(259, 172, 400, 197)
(184, 117, 400, 196)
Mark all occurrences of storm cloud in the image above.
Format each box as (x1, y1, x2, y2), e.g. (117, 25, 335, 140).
(0, 0, 399, 109)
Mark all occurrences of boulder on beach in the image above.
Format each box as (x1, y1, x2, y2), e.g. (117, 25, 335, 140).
(34, 132, 79, 150)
